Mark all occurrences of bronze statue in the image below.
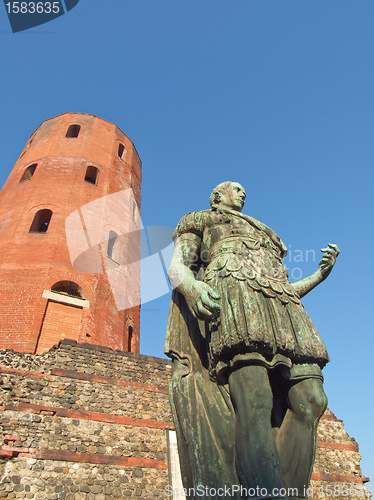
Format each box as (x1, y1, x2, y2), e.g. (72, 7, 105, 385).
(165, 181, 339, 500)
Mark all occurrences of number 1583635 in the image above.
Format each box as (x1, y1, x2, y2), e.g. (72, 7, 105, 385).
(5, 2, 60, 14)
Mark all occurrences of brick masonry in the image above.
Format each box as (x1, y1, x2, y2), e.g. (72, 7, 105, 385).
(0, 340, 371, 500)
(0, 113, 141, 355)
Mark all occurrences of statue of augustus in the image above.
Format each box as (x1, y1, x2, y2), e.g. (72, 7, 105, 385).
(165, 181, 339, 500)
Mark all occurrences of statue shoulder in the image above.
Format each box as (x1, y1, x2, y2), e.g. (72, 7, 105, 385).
(173, 210, 212, 239)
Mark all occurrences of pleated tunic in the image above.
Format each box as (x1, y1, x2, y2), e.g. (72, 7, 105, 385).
(166, 208, 329, 382)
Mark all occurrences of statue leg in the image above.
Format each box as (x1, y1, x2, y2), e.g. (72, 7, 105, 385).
(228, 365, 287, 499)
(275, 378, 327, 499)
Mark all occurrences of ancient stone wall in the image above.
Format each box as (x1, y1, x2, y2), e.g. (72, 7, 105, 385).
(0, 341, 172, 499)
(0, 341, 370, 499)
(311, 410, 371, 499)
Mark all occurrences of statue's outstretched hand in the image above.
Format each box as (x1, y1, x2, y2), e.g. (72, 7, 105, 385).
(319, 243, 340, 278)
(184, 281, 221, 320)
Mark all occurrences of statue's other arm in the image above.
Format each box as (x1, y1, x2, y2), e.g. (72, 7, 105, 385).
(291, 243, 340, 298)
(168, 235, 221, 320)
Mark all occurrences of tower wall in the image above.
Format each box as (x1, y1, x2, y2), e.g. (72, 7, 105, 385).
(0, 113, 141, 354)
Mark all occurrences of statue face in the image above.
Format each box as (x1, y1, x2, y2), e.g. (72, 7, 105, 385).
(219, 182, 246, 211)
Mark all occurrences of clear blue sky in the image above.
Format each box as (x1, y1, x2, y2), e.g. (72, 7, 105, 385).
(1, 0, 373, 486)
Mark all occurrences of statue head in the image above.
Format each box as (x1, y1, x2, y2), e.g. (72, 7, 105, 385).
(210, 181, 246, 212)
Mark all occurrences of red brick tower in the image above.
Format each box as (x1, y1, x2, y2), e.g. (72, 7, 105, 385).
(0, 113, 141, 354)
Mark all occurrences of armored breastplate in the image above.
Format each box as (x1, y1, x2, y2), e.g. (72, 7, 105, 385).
(203, 217, 300, 303)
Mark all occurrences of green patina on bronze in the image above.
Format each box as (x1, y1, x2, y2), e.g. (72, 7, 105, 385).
(165, 181, 339, 500)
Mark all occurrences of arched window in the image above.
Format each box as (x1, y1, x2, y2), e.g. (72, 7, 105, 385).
(29, 209, 53, 233)
(84, 166, 99, 185)
(19, 163, 37, 182)
(118, 143, 125, 159)
(107, 230, 118, 260)
(51, 281, 85, 299)
(65, 124, 81, 138)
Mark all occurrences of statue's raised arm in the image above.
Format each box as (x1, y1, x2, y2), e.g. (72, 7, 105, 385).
(292, 243, 340, 298)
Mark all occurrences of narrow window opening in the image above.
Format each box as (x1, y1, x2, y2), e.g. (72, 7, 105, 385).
(29, 209, 53, 233)
(132, 200, 136, 220)
(107, 230, 118, 260)
(118, 143, 125, 159)
(128, 326, 133, 352)
(20, 138, 34, 158)
(65, 124, 81, 138)
(84, 166, 99, 185)
(20, 163, 37, 182)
